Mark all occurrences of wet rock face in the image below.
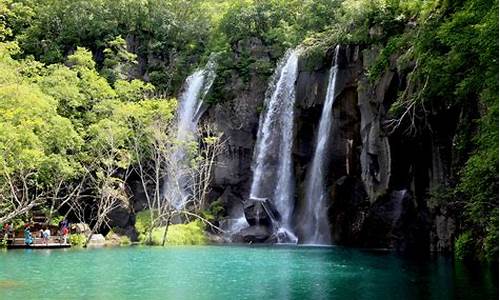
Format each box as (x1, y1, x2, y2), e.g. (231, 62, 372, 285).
(204, 38, 272, 218)
(358, 48, 395, 203)
(330, 176, 369, 244)
(358, 190, 429, 252)
(431, 214, 455, 253)
(291, 44, 454, 252)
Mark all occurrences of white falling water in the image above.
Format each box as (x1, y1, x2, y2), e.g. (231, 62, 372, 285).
(249, 49, 299, 243)
(300, 46, 340, 244)
(164, 59, 216, 210)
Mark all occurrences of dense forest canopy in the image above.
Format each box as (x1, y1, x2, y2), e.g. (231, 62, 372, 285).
(0, 0, 497, 260)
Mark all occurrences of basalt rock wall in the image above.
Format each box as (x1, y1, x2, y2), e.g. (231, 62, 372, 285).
(202, 40, 462, 253)
(121, 37, 461, 253)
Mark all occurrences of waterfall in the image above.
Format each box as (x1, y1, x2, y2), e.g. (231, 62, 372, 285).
(299, 46, 340, 244)
(163, 59, 216, 210)
(249, 49, 299, 243)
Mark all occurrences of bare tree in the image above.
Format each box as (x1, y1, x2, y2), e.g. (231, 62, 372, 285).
(187, 123, 227, 212)
(45, 176, 86, 225)
(131, 118, 175, 245)
(67, 126, 132, 247)
(131, 120, 226, 246)
(0, 160, 85, 229)
(163, 122, 227, 245)
(0, 167, 43, 224)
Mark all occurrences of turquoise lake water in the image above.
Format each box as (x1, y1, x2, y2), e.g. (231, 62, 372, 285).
(0, 245, 497, 299)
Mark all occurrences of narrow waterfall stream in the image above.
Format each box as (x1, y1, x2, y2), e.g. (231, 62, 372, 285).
(299, 46, 340, 244)
(249, 49, 299, 243)
(163, 59, 216, 209)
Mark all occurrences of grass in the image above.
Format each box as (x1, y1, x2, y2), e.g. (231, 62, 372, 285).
(152, 221, 207, 245)
(134, 210, 207, 246)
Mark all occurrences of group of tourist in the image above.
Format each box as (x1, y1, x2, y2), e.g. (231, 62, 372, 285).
(21, 219, 70, 246)
(2, 218, 71, 246)
(38, 227, 52, 244)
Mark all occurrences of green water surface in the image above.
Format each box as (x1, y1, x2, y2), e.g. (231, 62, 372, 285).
(0, 245, 497, 299)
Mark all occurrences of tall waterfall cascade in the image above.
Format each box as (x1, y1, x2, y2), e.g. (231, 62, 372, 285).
(298, 46, 340, 245)
(163, 59, 217, 210)
(249, 49, 299, 243)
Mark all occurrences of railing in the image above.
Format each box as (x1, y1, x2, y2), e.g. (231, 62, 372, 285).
(8, 236, 69, 246)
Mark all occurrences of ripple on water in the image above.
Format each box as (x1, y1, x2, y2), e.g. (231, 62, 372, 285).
(0, 245, 497, 300)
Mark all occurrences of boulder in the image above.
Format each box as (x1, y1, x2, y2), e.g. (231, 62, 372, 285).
(235, 225, 272, 243)
(105, 231, 132, 246)
(105, 232, 123, 246)
(243, 198, 282, 228)
(243, 200, 271, 227)
(71, 223, 91, 235)
(206, 232, 225, 244)
(87, 234, 106, 247)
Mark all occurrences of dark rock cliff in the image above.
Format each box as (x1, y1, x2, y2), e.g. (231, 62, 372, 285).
(203, 41, 462, 254)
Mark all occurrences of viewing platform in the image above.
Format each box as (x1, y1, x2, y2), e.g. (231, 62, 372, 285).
(5, 236, 71, 249)
(2, 211, 71, 249)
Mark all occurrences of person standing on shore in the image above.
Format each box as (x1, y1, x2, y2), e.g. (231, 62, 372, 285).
(24, 225, 33, 245)
(62, 226, 69, 244)
(43, 228, 50, 245)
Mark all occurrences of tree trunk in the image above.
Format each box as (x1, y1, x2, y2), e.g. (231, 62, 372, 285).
(84, 229, 95, 248)
(147, 226, 154, 245)
(161, 215, 171, 246)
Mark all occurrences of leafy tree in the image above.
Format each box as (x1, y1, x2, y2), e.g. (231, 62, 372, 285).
(101, 36, 137, 85)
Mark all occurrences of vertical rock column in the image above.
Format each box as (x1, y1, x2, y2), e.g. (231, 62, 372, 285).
(358, 47, 392, 203)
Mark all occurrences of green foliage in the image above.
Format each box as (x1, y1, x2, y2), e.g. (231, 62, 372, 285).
(0, 36, 177, 225)
(0, 42, 83, 189)
(66, 47, 96, 70)
(49, 215, 64, 226)
(455, 231, 475, 260)
(114, 80, 155, 102)
(202, 199, 225, 222)
(361, 0, 499, 261)
(134, 210, 153, 242)
(151, 221, 206, 246)
(12, 0, 214, 93)
(0, 0, 34, 41)
(101, 36, 137, 84)
(135, 210, 207, 246)
(427, 185, 454, 211)
(119, 235, 132, 245)
(69, 233, 86, 247)
(106, 229, 132, 246)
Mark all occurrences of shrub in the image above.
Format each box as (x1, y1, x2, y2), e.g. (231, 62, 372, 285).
(454, 231, 475, 260)
(150, 220, 206, 246)
(134, 210, 152, 236)
(201, 199, 225, 223)
(119, 235, 131, 245)
(50, 215, 65, 226)
(69, 233, 86, 247)
(105, 228, 132, 246)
